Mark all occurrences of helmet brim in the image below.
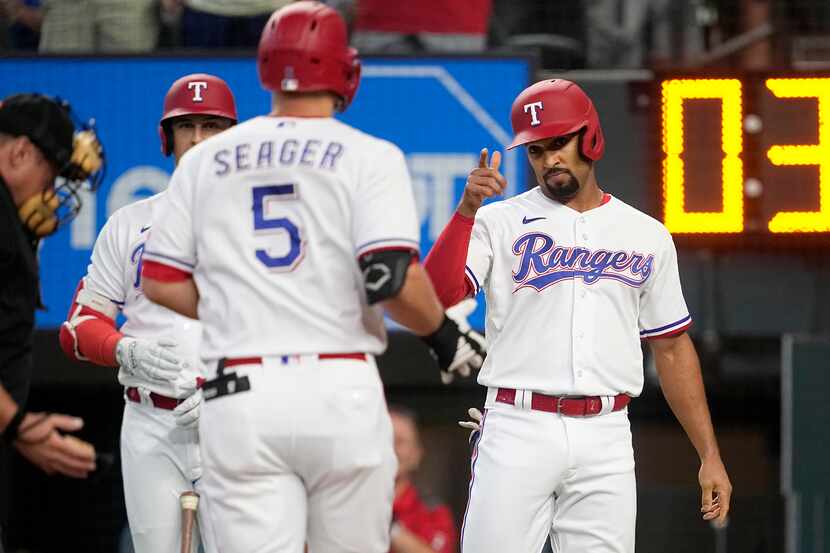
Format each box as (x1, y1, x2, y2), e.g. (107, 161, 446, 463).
(507, 120, 586, 150)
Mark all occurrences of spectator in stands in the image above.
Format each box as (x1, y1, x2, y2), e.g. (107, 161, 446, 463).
(389, 406, 457, 553)
(351, 0, 491, 53)
(38, 0, 157, 53)
(161, 0, 292, 49)
(584, 0, 703, 68)
(2, 0, 42, 51)
(488, 0, 586, 69)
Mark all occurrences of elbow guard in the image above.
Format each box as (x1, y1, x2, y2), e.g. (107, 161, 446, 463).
(359, 249, 416, 305)
(60, 287, 121, 362)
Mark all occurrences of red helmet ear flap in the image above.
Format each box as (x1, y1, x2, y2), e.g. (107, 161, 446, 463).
(339, 55, 361, 112)
(158, 124, 171, 156)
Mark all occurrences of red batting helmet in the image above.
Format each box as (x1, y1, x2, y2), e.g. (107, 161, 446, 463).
(257, 1, 360, 112)
(158, 73, 238, 156)
(507, 79, 605, 161)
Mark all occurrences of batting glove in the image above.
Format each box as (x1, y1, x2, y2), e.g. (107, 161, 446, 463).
(173, 389, 202, 429)
(446, 298, 478, 333)
(116, 337, 184, 383)
(458, 407, 483, 448)
(421, 315, 486, 384)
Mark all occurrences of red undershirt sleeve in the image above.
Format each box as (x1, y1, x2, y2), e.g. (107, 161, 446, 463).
(424, 212, 475, 308)
(142, 259, 192, 282)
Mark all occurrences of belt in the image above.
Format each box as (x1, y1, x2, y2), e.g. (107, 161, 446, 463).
(223, 353, 367, 368)
(495, 388, 631, 417)
(204, 353, 368, 402)
(125, 387, 182, 410)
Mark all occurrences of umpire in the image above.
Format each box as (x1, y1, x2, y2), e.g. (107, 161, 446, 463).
(0, 94, 97, 551)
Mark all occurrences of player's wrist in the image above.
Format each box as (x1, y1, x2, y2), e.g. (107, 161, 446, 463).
(115, 337, 137, 371)
(2, 405, 26, 444)
(699, 447, 722, 463)
(456, 201, 478, 219)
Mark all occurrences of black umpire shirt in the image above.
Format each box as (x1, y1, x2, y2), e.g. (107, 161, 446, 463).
(0, 175, 39, 409)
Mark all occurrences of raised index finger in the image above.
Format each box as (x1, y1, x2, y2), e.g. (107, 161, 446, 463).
(479, 148, 488, 169)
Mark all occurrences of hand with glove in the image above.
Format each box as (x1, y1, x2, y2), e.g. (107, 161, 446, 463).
(173, 389, 202, 429)
(421, 314, 486, 384)
(445, 298, 478, 332)
(115, 337, 185, 384)
(458, 407, 483, 449)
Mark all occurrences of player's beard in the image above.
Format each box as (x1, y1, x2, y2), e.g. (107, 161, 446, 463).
(541, 168, 580, 202)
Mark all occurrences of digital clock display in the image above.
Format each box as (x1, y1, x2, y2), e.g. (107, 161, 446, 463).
(659, 76, 830, 237)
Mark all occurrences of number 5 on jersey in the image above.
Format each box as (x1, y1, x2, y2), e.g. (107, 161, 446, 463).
(252, 184, 305, 271)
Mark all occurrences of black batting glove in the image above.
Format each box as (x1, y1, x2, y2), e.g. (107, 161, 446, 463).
(421, 315, 486, 384)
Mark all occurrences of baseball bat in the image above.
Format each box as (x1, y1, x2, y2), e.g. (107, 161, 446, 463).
(179, 491, 200, 553)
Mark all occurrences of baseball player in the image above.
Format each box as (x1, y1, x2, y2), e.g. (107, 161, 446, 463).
(424, 79, 732, 553)
(58, 73, 237, 553)
(139, 3, 485, 553)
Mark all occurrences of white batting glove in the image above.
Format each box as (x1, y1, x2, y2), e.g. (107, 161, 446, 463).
(458, 408, 483, 447)
(115, 337, 183, 383)
(173, 389, 202, 429)
(446, 298, 478, 333)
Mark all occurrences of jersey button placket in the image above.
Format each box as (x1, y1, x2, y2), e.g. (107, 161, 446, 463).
(570, 217, 584, 385)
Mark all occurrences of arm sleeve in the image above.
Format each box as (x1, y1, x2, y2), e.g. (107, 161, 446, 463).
(58, 280, 122, 367)
(142, 159, 197, 274)
(352, 144, 420, 258)
(424, 212, 475, 308)
(638, 230, 692, 339)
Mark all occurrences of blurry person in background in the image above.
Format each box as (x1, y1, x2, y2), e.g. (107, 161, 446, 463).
(1, 0, 42, 50)
(389, 405, 458, 553)
(38, 0, 158, 53)
(584, 0, 704, 68)
(161, 0, 293, 48)
(351, 0, 491, 54)
(0, 93, 103, 553)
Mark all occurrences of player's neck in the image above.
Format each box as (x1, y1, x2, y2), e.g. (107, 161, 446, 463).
(270, 92, 337, 118)
(565, 183, 604, 213)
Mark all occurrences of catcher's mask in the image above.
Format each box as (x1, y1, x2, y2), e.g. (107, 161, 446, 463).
(0, 94, 105, 237)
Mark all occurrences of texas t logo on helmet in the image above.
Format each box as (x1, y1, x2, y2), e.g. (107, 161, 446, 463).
(187, 81, 208, 103)
(523, 101, 544, 126)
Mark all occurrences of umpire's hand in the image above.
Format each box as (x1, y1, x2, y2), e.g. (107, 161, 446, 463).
(421, 315, 486, 384)
(14, 413, 96, 478)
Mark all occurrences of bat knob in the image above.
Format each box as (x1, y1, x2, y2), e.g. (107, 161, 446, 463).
(180, 491, 200, 511)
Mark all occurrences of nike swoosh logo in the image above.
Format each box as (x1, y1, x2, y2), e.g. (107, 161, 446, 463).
(140, 225, 151, 233)
(522, 216, 547, 224)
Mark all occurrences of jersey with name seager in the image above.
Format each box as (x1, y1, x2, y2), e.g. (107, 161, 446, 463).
(83, 194, 203, 395)
(144, 116, 421, 363)
(466, 187, 691, 397)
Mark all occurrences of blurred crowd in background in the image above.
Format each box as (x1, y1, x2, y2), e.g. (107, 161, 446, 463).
(1, 0, 829, 70)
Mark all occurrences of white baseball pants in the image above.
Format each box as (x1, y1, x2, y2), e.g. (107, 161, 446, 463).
(120, 396, 201, 553)
(197, 355, 396, 553)
(461, 391, 636, 553)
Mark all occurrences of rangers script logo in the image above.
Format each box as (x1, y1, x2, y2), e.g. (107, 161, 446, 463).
(512, 232, 654, 292)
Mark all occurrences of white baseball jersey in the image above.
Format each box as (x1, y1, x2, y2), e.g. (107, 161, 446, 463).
(466, 187, 691, 397)
(144, 116, 420, 363)
(83, 194, 203, 395)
